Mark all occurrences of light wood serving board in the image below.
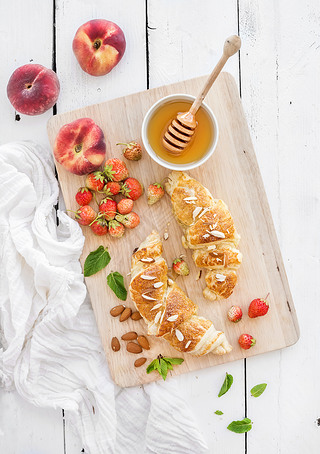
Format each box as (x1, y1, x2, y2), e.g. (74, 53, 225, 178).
(47, 73, 299, 387)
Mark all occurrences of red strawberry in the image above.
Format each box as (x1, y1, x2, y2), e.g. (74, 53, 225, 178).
(108, 220, 125, 238)
(104, 181, 121, 196)
(116, 212, 140, 229)
(227, 306, 243, 323)
(172, 257, 190, 276)
(69, 205, 97, 226)
(121, 177, 143, 200)
(104, 158, 129, 182)
(90, 218, 108, 236)
(248, 295, 270, 318)
(85, 171, 105, 192)
(117, 141, 142, 161)
(75, 187, 93, 206)
(238, 334, 256, 350)
(99, 198, 117, 221)
(117, 198, 134, 215)
(147, 182, 164, 205)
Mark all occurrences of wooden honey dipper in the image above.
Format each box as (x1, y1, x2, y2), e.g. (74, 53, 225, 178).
(162, 35, 241, 155)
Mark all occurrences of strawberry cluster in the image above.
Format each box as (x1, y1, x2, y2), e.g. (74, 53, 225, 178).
(70, 157, 143, 238)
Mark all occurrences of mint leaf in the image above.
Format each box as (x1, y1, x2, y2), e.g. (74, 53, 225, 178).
(250, 383, 267, 398)
(215, 410, 224, 415)
(146, 355, 184, 380)
(227, 418, 252, 433)
(163, 357, 184, 365)
(107, 271, 127, 301)
(84, 246, 111, 277)
(160, 360, 168, 380)
(146, 359, 158, 374)
(218, 373, 233, 397)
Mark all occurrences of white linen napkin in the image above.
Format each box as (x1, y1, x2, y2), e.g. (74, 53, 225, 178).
(0, 141, 208, 454)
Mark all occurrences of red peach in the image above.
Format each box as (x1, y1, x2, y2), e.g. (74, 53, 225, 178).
(54, 118, 106, 175)
(72, 19, 126, 76)
(7, 64, 60, 116)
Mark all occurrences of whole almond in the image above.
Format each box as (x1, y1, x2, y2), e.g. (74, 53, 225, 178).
(137, 335, 150, 350)
(120, 307, 132, 322)
(126, 342, 143, 354)
(131, 311, 142, 321)
(111, 337, 120, 352)
(121, 331, 138, 341)
(134, 357, 147, 368)
(110, 305, 125, 317)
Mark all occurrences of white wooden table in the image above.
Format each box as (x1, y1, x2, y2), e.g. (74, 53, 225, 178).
(0, 1, 319, 453)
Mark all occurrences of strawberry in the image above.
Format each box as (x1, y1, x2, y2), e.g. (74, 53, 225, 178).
(69, 205, 97, 226)
(75, 187, 93, 206)
(116, 212, 140, 229)
(117, 141, 142, 161)
(117, 198, 134, 215)
(99, 198, 117, 221)
(227, 306, 243, 323)
(248, 295, 270, 318)
(104, 181, 121, 196)
(85, 171, 105, 192)
(172, 257, 190, 276)
(108, 220, 125, 238)
(121, 177, 143, 200)
(90, 218, 108, 236)
(104, 158, 129, 182)
(147, 182, 164, 205)
(238, 334, 256, 350)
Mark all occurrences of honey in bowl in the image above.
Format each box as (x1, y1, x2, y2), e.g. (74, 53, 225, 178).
(147, 100, 214, 165)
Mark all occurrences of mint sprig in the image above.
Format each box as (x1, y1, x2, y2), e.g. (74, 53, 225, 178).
(218, 373, 233, 397)
(227, 418, 252, 433)
(146, 354, 184, 380)
(250, 383, 267, 397)
(84, 246, 111, 277)
(107, 271, 127, 301)
(214, 410, 224, 415)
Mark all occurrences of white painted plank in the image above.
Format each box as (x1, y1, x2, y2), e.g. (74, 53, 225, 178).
(239, 0, 320, 452)
(0, 390, 64, 454)
(148, 2, 245, 453)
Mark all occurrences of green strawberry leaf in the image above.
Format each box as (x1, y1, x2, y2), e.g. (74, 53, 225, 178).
(214, 410, 224, 415)
(84, 246, 111, 277)
(107, 271, 127, 301)
(250, 383, 267, 398)
(227, 418, 252, 433)
(218, 373, 233, 397)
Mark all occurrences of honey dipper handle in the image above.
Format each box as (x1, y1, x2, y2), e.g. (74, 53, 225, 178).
(189, 35, 241, 116)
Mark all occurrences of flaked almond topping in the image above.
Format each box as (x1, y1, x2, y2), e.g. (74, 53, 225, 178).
(168, 278, 174, 285)
(184, 196, 198, 201)
(210, 230, 225, 238)
(167, 314, 179, 322)
(185, 340, 191, 349)
(153, 282, 164, 288)
(160, 310, 166, 324)
(185, 200, 196, 204)
(142, 293, 157, 301)
(140, 257, 155, 263)
(203, 233, 210, 239)
(175, 329, 184, 341)
(216, 258, 222, 262)
(207, 245, 217, 250)
(199, 207, 210, 218)
(151, 303, 162, 311)
(196, 270, 202, 280)
(216, 273, 227, 282)
(210, 222, 218, 230)
(154, 311, 162, 323)
(163, 232, 169, 240)
(193, 206, 202, 219)
(141, 275, 156, 280)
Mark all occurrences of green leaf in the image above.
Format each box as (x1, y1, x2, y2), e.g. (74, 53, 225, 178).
(107, 271, 127, 301)
(227, 418, 252, 434)
(146, 359, 157, 374)
(218, 373, 233, 397)
(160, 360, 168, 381)
(146, 355, 184, 380)
(163, 357, 184, 365)
(84, 246, 111, 277)
(250, 383, 267, 398)
(214, 410, 224, 415)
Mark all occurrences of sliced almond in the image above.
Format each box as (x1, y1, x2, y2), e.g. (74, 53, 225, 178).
(134, 357, 147, 368)
(131, 311, 142, 321)
(168, 278, 174, 286)
(199, 207, 210, 218)
(215, 273, 226, 282)
(163, 232, 169, 240)
(192, 206, 202, 219)
(167, 314, 179, 322)
(184, 196, 198, 201)
(210, 230, 225, 238)
(137, 335, 150, 350)
(126, 342, 143, 354)
(110, 305, 125, 317)
(151, 303, 162, 311)
(175, 329, 184, 341)
(111, 337, 120, 352)
(185, 340, 191, 349)
(142, 293, 157, 301)
(153, 282, 164, 288)
(141, 275, 156, 280)
(120, 307, 132, 322)
(196, 270, 202, 280)
(202, 233, 210, 239)
(121, 331, 138, 341)
(140, 257, 155, 263)
(154, 311, 162, 324)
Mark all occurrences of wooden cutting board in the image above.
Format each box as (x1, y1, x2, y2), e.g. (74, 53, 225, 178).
(47, 72, 299, 387)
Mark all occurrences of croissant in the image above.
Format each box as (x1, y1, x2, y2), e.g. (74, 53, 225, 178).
(129, 231, 232, 356)
(165, 171, 242, 301)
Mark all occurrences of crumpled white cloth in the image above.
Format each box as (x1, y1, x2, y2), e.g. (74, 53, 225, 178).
(0, 141, 208, 454)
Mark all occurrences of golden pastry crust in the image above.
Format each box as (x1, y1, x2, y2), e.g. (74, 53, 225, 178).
(204, 270, 238, 301)
(192, 243, 242, 269)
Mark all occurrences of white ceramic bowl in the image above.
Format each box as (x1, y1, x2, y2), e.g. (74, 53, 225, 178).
(141, 94, 219, 171)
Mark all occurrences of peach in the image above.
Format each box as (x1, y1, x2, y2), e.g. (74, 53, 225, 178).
(54, 118, 106, 175)
(7, 64, 60, 116)
(72, 19, 126, 76)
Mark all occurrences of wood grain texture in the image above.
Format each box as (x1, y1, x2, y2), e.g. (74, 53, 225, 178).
(47, 72, 299, 387)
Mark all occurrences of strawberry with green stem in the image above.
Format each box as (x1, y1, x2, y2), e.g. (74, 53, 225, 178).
(116, 212, 140, 229)
(227, 306, 243, 323)
(248, 294, 270, 318)
(75, 187, 93, 206)
(117, 198, 134, 215)
(68, 205, 97, 226)
(85, 171, 105, 192)
(104, 181, 121, 196)
(90, 218, 108, 236)
(117, 141, 142, 161)
(147, 182, 165, 205)
(238, 334, 256, 350)
(108, 220, 125, 238)
(121, 177, 143, 201)
(99, 198, 117, 221)
(103, 158, 129, 182)
(172, 257, 190, 276)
